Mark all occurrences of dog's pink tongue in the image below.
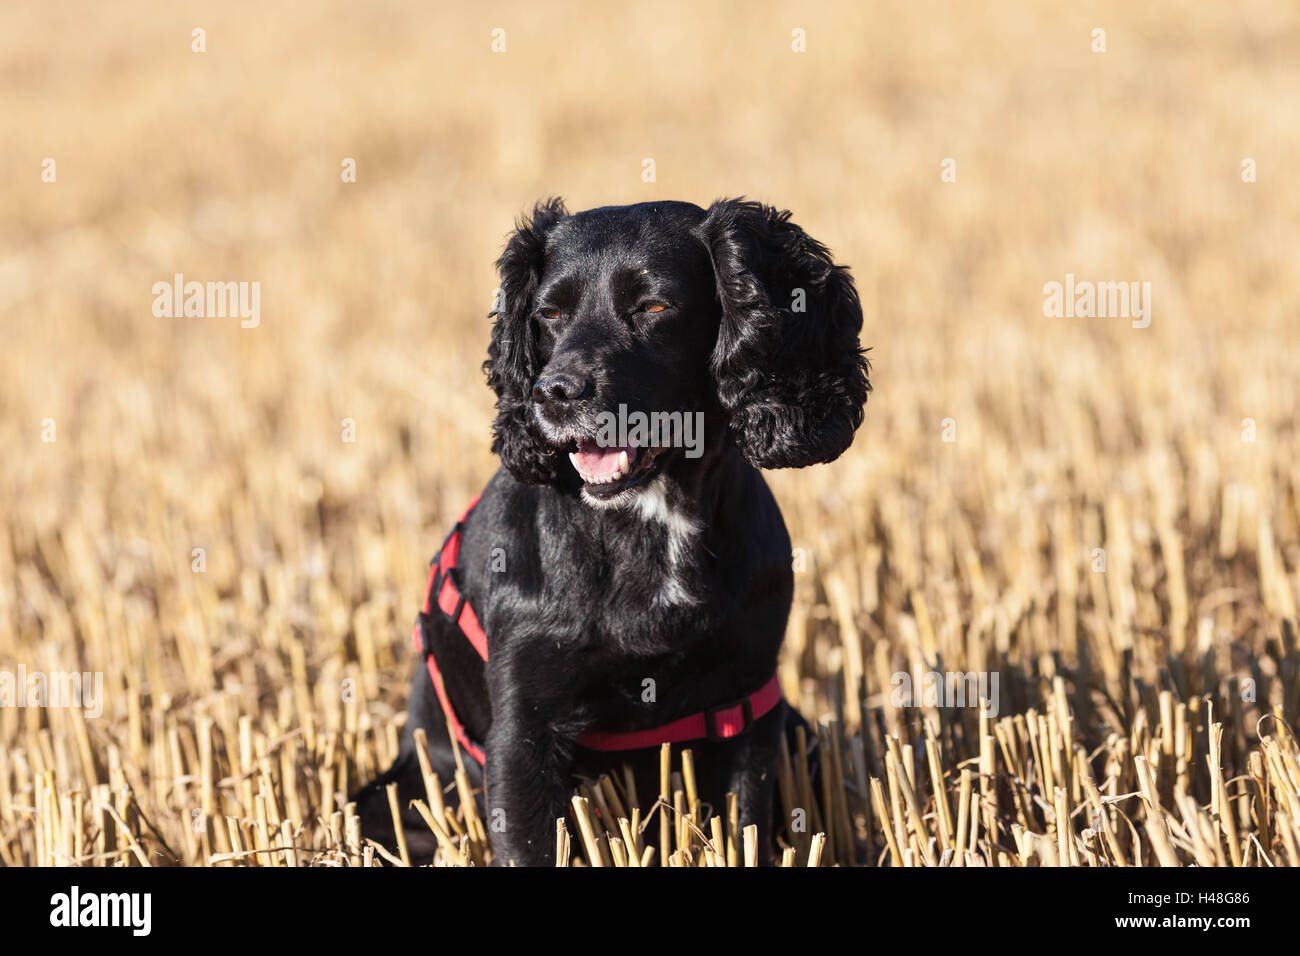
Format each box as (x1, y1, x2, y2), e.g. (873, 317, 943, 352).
(573, 439, 626, 476)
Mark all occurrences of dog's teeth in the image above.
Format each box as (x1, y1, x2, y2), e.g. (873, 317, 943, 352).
(569, 452, 580, 472)
(618, 450, 629, 477)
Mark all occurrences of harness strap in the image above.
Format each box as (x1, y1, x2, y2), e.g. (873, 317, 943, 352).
(414, 496, 783, 766)
(413, 617, 487, 765)
(421, 495, 488, 661)
(577, 672, 783, 752)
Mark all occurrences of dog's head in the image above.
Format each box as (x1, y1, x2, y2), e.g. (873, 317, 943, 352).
(485, 198, 870, 507)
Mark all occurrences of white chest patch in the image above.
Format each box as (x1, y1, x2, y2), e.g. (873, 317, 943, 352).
(635, 478, 703, 607)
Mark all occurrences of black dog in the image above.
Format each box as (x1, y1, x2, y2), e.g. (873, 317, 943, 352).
(354, 198, 869, 865)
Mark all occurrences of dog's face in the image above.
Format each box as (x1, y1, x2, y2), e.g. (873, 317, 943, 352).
(527, 203, 720, 506)
(485, 198, 870, 507)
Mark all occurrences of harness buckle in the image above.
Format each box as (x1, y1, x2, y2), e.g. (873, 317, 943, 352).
(415, 611, 435, 658)
(448, 589, 466, 627)
(704, 696, 755, 742)
(436, 520, 465, 557)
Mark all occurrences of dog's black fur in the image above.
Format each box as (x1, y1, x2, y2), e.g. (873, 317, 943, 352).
(353, 198, 869, 865)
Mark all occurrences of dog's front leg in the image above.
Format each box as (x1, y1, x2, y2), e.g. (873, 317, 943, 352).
(725, 704, 786, 865)
(482, 689, 577, 867)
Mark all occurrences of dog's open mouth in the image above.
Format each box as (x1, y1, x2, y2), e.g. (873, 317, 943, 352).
(567, 439, 664, 498)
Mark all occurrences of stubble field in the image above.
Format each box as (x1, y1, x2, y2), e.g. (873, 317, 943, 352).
(1, 1, 1297, 866)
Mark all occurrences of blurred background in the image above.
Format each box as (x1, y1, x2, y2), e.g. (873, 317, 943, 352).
(0, 1, 1297, 866)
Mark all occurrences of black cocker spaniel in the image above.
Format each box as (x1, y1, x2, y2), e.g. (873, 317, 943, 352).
(354, 198, 870, 865)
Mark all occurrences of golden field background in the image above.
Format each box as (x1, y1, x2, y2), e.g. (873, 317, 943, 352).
(0, 0, 1298, 866)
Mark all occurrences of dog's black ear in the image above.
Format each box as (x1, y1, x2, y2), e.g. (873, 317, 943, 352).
(696, 198, 870, 469)
(484, 198, 569, 484)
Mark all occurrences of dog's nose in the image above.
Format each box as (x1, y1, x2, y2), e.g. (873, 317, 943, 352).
(531, 372, 589, 406)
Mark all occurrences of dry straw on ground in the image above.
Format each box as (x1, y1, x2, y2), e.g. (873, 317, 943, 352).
(1, 2, 1297, 866)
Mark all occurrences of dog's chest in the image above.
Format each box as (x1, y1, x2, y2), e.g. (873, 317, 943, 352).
(629, 481, 704, 609)
(558, 480, 710, 652)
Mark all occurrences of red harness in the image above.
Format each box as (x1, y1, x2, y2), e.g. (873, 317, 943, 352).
(411, 497, 783, 765)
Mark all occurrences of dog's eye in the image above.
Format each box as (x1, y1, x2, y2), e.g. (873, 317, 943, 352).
(638, 302, 668, 314)
(537, 308, 564, 321)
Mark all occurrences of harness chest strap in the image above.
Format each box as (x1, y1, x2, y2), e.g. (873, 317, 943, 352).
(411, 497, 783, 766)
